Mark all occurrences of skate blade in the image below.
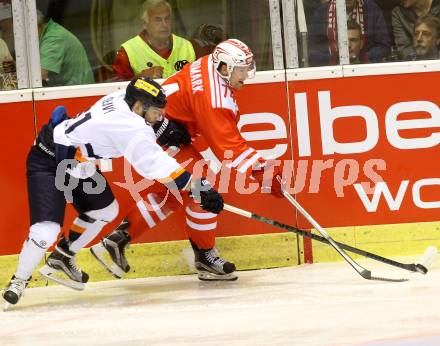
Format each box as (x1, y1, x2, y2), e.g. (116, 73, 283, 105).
(90, 243, 125, 279)
(198, 271, 238, 281)
(39, 265, 85, 291)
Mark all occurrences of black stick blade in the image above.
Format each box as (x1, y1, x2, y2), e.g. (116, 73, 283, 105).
(370, 276, 409, 283)
(415, 264, 428, 274)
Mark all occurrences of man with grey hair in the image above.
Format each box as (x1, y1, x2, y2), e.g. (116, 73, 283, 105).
(392, 0, 440, 60)
(113, 0, 195, 80)
(412, 15, 440, 59)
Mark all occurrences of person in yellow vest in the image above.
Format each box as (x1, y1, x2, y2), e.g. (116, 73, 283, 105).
(113, 0, 195, 80)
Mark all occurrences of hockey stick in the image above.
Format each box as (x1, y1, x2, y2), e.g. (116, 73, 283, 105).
(223, 204, 428, 275)
(278, 189, 409, 282)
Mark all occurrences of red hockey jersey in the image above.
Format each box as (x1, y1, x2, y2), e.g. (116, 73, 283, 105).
(162, 55, 262, 174)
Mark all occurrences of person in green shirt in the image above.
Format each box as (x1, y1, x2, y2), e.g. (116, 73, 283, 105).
(113, 0, 196, 80)
(37, 10, 94, 86)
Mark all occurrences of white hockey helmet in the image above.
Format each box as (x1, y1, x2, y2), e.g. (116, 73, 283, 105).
(212, 39, 256, 81)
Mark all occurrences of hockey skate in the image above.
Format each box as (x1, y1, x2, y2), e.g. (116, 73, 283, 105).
(90, 220, 131, 279)
(2, 275, 31, 310)
(39, 237, 89, 291)
(194, 246, 238, 281)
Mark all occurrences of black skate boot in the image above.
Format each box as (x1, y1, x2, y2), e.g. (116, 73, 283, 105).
(90, 219, 131, 278)
(39, 237, 89, 291)
(2, 275, 31, 309)
(191, 240, 237, 281)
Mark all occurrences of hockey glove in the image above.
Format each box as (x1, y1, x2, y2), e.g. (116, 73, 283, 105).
(153, 118, 191, 148)
(190, 178, 224, 214)
(252, 160, 284, 198)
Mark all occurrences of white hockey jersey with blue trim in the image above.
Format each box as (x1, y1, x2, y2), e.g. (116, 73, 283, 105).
(53, 90, 182, 180)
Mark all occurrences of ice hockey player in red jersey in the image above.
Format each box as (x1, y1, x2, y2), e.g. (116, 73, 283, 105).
(91, 39, 283, 282)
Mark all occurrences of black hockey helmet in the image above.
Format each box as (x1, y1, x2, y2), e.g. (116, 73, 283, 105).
(125, 77, 167, 110)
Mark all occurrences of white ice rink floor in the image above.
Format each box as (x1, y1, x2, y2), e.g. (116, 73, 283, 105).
(1, 256, 440, 346)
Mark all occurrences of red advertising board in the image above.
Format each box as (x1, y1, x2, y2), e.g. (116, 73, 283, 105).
(0, 72, 439, 256)
(288, 72, 440, 229)
(0, 99, 35, 255)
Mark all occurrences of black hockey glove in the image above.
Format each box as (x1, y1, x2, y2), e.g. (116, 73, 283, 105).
(190, 178, 224, 214)
(153, 118, 191, 148)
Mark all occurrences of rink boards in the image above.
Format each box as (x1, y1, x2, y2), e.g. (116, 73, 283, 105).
(0, 67, 439, 285)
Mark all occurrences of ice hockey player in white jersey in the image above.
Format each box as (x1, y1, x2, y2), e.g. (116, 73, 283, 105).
(1, 77, 223, 308)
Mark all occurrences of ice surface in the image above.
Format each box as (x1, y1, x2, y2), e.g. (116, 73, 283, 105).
(1, 255, 440, 346)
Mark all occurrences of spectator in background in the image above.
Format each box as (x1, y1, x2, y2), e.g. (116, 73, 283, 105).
(0, 1, 16, 90)
(0, 1, 13, 57)
(113, 0, 195, 80)
(190, 23, 227, 58)
(0, 36, 16, 90)
(304, 0, 329, 23)
(411, 15, 440, 59)
(347, 20, 362, 64)
(309, 0, 391, 66)
(392, 0, 440, 60)
(37, 10, 94, 86)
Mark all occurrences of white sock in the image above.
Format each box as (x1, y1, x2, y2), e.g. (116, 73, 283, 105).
(15, 239, 46, 280)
